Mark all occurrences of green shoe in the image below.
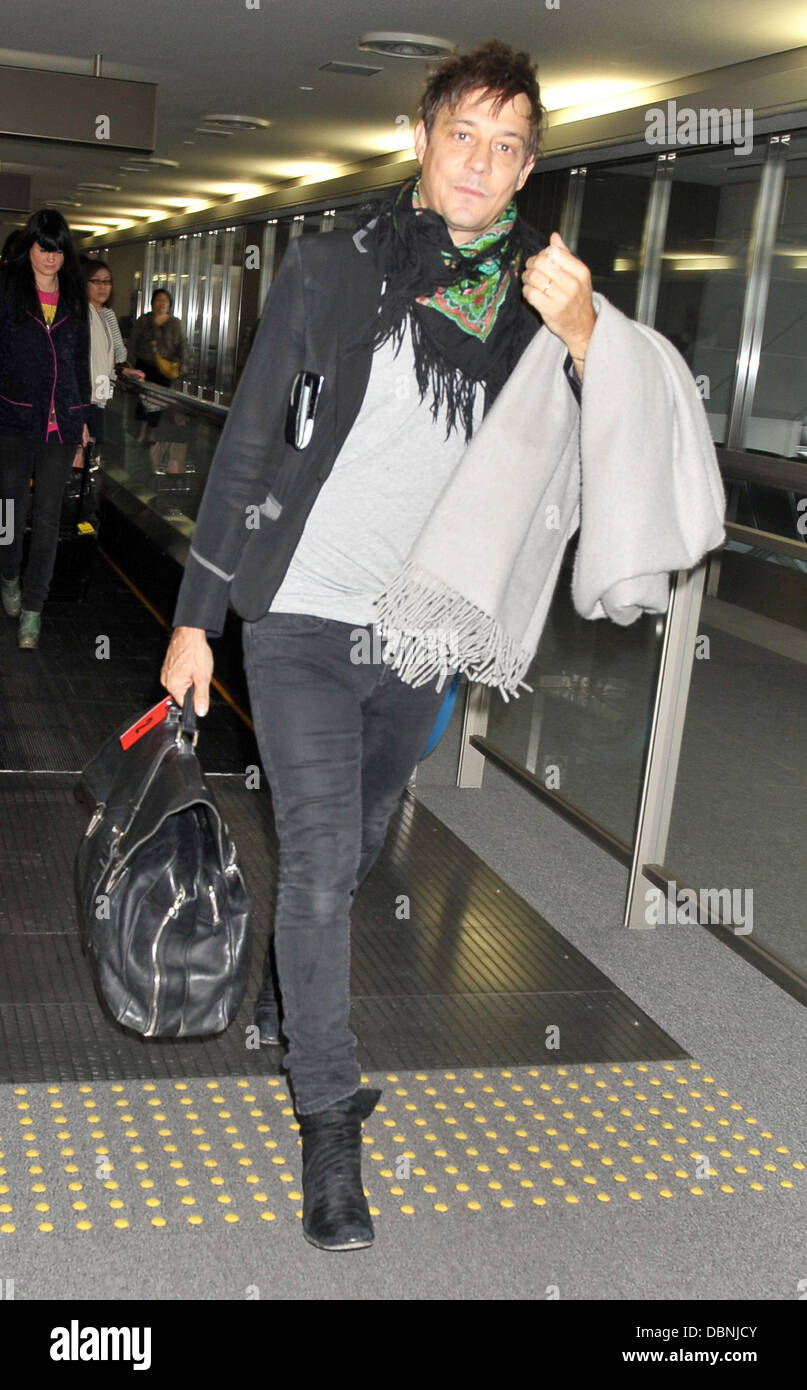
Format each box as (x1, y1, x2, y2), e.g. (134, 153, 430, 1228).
(18, 609, 41, 649)
(1, 576, 21, 618)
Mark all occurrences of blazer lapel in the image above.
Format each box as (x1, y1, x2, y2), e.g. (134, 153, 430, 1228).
(331, 232, 384, 467)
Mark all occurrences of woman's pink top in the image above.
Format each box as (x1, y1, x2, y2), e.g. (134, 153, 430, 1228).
(38, 291, 60, 434)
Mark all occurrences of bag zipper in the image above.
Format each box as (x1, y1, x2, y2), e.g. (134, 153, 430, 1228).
(145, 884, 186, 1036)
(84, 804, 106, 837)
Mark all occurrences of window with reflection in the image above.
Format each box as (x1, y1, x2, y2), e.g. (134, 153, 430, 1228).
(746, 133, 807, 463)
(573, 159, 656, 317)
(654, 144, 764, 446)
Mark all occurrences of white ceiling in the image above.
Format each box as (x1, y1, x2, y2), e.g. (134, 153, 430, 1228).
(1, 0, 807, 242)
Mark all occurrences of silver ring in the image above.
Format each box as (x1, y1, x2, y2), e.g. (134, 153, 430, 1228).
(542, 277, 553, 294)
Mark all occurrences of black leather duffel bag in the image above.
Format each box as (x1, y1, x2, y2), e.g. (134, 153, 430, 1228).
(74, 691, 251, 1037)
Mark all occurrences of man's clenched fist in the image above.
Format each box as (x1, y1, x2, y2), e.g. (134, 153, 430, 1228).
(161, 625, 214, 718)
(522, 231, 596, 376)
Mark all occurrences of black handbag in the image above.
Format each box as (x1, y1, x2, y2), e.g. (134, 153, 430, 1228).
(74, 690, 251, 1037)
(61, 446, 100, 532)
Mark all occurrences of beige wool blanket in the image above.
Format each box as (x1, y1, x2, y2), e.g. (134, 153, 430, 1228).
(373, 293, 726, 698)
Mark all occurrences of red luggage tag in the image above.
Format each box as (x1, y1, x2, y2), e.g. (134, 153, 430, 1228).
(119, 697, 173, 750)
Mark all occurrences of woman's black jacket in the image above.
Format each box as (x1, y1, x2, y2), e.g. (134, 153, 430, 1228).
(0, 275, 91, 445)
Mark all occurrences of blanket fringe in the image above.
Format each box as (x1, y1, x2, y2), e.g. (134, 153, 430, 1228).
(374, 561, 534, 701)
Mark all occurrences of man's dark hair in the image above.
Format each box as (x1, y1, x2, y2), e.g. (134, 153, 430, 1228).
(419, 39, 544, 161)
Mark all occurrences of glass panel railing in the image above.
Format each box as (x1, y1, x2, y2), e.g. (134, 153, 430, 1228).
(664, 532, 807, 976)
(483, 539, 663, 846)
(98, 379, 225, 529)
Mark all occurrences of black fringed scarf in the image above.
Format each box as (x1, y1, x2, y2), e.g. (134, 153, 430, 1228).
(355, 175, 543, 441)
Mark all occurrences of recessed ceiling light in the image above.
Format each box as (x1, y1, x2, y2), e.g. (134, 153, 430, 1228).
(358, 32, 456, 59)
(199, 114, 270, 132)
(119, 157, 180, 171)
(45, 198, 82, 208)
(76, 182, 121, 192)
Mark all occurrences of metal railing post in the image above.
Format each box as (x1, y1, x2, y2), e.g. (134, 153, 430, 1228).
(457, 682, 492, 788)
(625, 562, 709, 928)
(635, 153, 676, 327)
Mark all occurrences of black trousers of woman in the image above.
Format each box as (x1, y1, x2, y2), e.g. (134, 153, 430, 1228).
(0, 434, 76, 612)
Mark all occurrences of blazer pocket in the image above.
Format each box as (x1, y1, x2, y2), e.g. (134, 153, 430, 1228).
(0, 394, 34, 428)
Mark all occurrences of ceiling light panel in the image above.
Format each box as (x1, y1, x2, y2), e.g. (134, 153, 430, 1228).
(319, 61, 383, 77)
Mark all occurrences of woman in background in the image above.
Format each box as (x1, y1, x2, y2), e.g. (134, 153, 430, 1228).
(127, 288, 188, 474)
(0, 229, 25, 268)
(0, 209, 90, 649)
(81, 257, 144, 455)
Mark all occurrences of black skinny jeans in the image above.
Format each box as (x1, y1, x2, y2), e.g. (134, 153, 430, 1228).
(243, 611, 448, 1114)
(0, 434, 75, 612)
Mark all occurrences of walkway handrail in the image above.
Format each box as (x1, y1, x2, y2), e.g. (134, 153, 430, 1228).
(117, 376, 228, 422)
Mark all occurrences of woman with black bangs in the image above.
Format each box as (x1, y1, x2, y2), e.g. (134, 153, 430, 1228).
(0, 208, 90, 649)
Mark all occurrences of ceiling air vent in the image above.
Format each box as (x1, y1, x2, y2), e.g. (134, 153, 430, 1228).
(319, 60, 383, 77)
(199, 114, 270, 132)
(358, 33, 455, 59)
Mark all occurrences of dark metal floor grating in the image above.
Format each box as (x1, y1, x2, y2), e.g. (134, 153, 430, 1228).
(0, 554, 688, 1082)
(0, 773, 687, 1081)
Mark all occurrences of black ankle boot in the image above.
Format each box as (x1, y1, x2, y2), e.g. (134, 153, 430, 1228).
(254, 939, 282, 1045)
(299, 1088, 382, 1251)
(254, 996, 281, 1046)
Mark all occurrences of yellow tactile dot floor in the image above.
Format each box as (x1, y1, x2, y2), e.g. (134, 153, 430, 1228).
(0, 1063, 803, 1233)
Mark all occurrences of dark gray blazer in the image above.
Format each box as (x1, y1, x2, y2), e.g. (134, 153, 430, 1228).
(173, 229, 387, 636)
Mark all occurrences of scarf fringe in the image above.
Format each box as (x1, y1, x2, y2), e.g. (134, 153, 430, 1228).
(408, 311, 480, 442)
(374, 561, 534, 702)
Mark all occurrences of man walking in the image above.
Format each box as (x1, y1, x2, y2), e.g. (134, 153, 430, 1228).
(161, 39, 595, 1250)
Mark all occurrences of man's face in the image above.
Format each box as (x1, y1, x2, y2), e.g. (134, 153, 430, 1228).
(413, 88, 535, 246)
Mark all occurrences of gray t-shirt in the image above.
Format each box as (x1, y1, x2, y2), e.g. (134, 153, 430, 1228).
(270, 323, 481, 625)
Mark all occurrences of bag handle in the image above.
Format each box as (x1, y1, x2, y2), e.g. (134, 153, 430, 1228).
(115, 688, 200, 828)
(180, 686, 198, 739)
